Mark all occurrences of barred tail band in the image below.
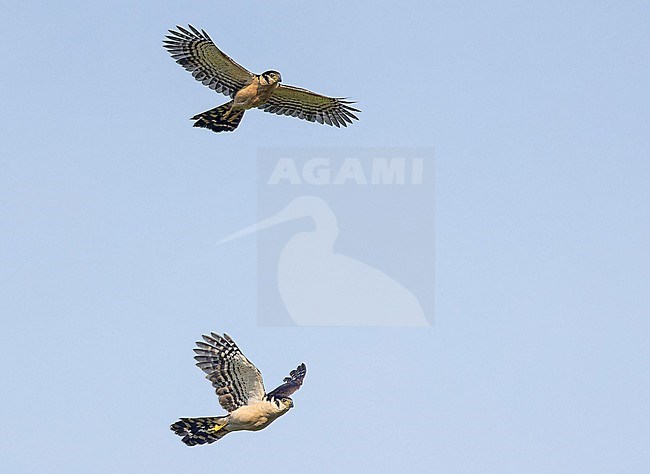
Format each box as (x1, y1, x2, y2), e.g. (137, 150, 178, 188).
(171, 416, 229, 446)
(191, 101, 245, 133)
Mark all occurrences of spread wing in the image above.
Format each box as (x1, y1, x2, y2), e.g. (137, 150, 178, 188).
(266, 363, 307, 399)
(258, 85, 360, 127)
(163, 25, 254, 98)
(194, 333, 266, 412)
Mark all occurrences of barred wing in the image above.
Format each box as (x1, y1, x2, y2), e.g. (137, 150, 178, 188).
(266, 363, 307, 399)
(259, 85, 360, 127)
(194, 333, 266, 412)
(163, 25, 254, 98)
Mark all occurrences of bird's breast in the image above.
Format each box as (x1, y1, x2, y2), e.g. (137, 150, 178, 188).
(229, 401, 286, 431)
(233, 81, 278, 110)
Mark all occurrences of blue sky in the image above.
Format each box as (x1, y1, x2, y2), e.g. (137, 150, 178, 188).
(1, 1, 649, 472)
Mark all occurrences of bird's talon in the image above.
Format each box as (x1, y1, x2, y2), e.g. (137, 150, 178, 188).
(208, 421, 227, 433)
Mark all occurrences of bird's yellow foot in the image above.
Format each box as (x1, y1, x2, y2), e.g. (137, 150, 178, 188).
(207, 419, 227, 434)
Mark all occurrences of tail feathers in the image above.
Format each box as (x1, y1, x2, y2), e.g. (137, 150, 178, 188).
(191, 101, 245, 133)
(171, 416, 229, 446)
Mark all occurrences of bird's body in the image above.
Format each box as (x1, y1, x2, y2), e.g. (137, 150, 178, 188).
(232, 73, 282, 110)
(163, 25, 359, 133)
(226, 400, 289, 431)
(171, 333, 306, 446)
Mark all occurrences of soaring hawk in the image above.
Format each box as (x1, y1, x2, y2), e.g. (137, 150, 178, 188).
(171, 333, 307, 446)
(163, 25, 360, 133)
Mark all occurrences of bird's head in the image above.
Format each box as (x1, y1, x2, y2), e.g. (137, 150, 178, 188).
(261, 70, 282, 85)
(273, 396, 294, 411)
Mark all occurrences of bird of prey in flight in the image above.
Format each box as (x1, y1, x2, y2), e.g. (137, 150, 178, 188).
(171, 333, 307, 446)
(163, 25, 360, 133)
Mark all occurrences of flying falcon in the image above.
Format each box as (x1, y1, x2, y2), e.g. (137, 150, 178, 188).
(163, 25, 360, 133)
(171, 332, 307, 446)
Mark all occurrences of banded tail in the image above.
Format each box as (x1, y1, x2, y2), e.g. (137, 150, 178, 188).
(191, 101, 245, 133)
(171, 416, 229, 446)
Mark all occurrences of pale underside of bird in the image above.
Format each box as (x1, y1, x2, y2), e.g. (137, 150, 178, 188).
(171, 333, 307, 446)
(163, 25, 360, 133)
